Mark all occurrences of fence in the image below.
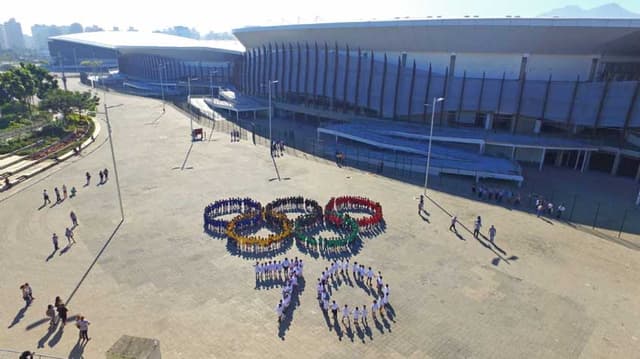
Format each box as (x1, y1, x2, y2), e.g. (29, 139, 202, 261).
(0, 349, 65, 359)
(184, 101, 640, 243)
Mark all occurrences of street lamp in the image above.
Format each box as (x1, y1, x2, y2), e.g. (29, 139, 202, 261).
(187, 76, 199, 138)
(102, 99, 125, 220)
(423, 97, 445, 196)
(158, 64, 166, 112)
(268, 79, 279, 155)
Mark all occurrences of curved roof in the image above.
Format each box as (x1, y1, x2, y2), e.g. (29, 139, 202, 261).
(233, 18, 640, 56)
(49, 31, 244, 55)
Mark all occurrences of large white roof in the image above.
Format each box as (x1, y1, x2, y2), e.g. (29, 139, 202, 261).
(50, 31, 244, 54)
(233, 17, 640, 56)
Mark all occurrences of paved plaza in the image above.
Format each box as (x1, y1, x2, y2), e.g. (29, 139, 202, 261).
(1, 81, 639, 358)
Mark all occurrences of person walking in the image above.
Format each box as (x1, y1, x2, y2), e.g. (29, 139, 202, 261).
(20, 283, 34, 306)
(85, 172, 91, 186)
(52, 233, 59, 251)
(489, 225, 497, 243)
(449, 216, 457, 232)
(62, 185, 67, 199)
(54, 187, 61, 203)
(98, 170, 104, 184)
(76, 316, 91, 341)
(103, 168, 109, 182)
(473, 216, 482, 238)
(43, 189, 51, 205)
(341, 304, 350, 326)
(46, 304, 56, 327)
(56, 303, 68, 327)
(65, 227, 76, 244)
(70, 211, 78, 227)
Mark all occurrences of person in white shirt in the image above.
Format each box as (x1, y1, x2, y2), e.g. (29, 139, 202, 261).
(331, 301, 339, 320)
(372, 300, 379, 319)
(342, 304, 350, 325)
(366, 267, 374, 286)
(283, 294, 291, 309)
(376, 273, 384, 292)
(282, 258, 290, 276)
(352, 306, 360, 323)
(352, 261, 358, 278)
(76, 316, 91, 341)
(489, 225, 497, 243)
(254, 261, 261, 281)
(361, 305, 368, 325)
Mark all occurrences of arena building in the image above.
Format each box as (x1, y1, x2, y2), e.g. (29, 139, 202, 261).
(48, 31, 243, 94)
(233, 18, 640, 181)
(47, 18, 640, 182)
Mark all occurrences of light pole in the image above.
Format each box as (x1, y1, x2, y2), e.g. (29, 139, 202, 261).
(158, 64, 166, 112)
(187, 76, 199, 139)
(102, 100, 125, 220)
(423, 97, 445, 196)
(268, 79, 279, 154)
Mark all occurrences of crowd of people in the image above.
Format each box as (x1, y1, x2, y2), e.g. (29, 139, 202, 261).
(471, 183, 521, 206)
(325, 196, 384, 232)
(270, 258, 304, 323)
(317, 261, 391, 329)
(271, 140, 286, 157)
(203, 197, 262, 236)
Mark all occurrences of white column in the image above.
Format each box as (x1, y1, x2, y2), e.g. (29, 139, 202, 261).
(539, 148, 546, 171)
(581, 151, 589, 172)
(484, 113, 493, 130)
(555, 150, 563, 167)
(511, 146, 516, 160)
(574, 150, 581, 170)
(610, 151, 621, 176)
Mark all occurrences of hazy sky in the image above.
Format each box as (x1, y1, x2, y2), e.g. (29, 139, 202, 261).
(5, 0, 640, 36)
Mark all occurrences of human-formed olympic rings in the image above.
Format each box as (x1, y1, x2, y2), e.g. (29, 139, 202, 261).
(204, 196, 383, 249)
(226, 209, 293, 247)
(203, 198, 262, 236)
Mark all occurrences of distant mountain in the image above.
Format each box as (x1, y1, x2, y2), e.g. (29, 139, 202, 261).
(539, 3, 640, 18)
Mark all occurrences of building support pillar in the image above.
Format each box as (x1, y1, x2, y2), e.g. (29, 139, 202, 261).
(485, 112, 493, 130)
(611, 151, 621, 176)
(555, 150, 563, 167)
(539, 148, 546, 171)
(635, 162, 640, 182)
(581, 151, 590, 172)
(511, 146, 516, 160)
(574, 150, 581, 170)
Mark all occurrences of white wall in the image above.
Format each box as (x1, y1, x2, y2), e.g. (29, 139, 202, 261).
(526, 54, 594, 81)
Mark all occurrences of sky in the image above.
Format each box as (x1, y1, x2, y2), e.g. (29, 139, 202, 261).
(4, 0, 640, 36)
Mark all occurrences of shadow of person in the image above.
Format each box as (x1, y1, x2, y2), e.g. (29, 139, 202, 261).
(344, 323, 355, 342)
(539, 217, 554, 225)
(60, 245, 72, 255)
(364, 321, 374, 340)
(38, 203, 47, 210)
(321, 308, 332, 330)
(37, 322, 56, 348)
(46, 249, 57, 262)
(25, 318, 49, 331)
(332, 317, 343, 340)
(419, 212, 430, 223)
(385, 304, 396, 322)
(47, 325, 64, 347)
(381, 315, 393, 333)
(455, 232, 465, 241)
(355, 323, 366, 343)
(7, 306, 27, 328)
(68, 340, 85, 359)
(373, 315, 384, 334)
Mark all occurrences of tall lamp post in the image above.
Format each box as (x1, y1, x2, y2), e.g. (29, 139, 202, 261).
(423, 97, 445, 196)
(268, 79, 279, 154)
(158, 64, 166, 112)
(102, 100, 125, 220)
(187, 76, 199, 138)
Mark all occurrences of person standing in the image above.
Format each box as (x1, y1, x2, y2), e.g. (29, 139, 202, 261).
(341, 304, 350, 326)
(62, 185, 67, 199)
(76, 316, 91, 341)
(20, 283, 34, 306)
(56, 303, 68, 327)
(85, 172, 91, 186)
(46, 304, 56, 327)
(557, 203, 566, 219)
(418, 195, 424, 214)
(65, 227, 76, 244)
(98, 170, 104, 184)
(449, 216, 457, 232)
(52, 233, 59, 251)
(103, 168, 109, 182)
(70, 211, 78, 227)
(489, 225, 497, 243)
(43, 189, 51, 205)
(473, 217, 482, 238)
(54, 187, 61, 203)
